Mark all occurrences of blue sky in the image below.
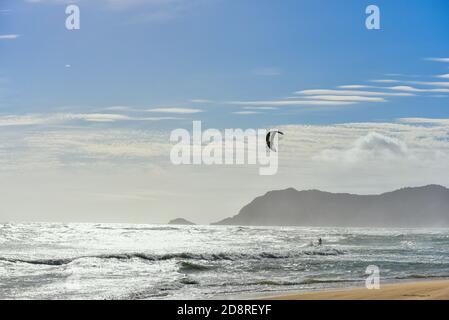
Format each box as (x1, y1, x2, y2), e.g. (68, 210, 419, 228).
(1, 0, 449, 128)
(1, 0, 449, 223)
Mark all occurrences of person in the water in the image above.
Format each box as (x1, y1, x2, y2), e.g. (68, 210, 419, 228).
(318, 238, 322, 246)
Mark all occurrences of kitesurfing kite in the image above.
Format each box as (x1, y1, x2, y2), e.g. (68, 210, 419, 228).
(266, 130, 284, 152)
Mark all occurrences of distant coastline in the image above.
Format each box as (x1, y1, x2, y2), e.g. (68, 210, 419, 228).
(213, 185, 449, 228)
(168, 218, 196, 225)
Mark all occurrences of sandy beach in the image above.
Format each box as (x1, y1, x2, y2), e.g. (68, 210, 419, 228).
(264, 280, 449, 300)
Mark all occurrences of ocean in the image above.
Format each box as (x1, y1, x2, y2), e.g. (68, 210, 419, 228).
(1, 223, 449, 300)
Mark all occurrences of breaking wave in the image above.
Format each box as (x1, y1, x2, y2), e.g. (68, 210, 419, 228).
(178, 261, 214, 273)
(0, 248, 345, 266)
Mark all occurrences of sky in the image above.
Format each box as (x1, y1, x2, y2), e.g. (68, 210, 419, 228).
(0, 0, 449, 224)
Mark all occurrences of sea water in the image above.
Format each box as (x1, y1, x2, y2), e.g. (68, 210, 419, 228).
(1, 223, 449, 299)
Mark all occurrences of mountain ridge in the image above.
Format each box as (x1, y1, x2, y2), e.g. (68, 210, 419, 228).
(213, 185, 449, 227)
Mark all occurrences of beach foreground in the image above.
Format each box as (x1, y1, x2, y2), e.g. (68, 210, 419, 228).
(265, 280, 449, 300)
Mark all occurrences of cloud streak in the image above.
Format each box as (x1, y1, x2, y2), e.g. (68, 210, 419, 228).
(426, 57, 449, 63)
(386, 85, 449, 93)
(233, 111, 262, 115)
(407, 81, 449, 87)
(230, 100, 356, 106)
(296, 89, 413, 97)
(0, 112, 180, 127)
(146, 107, 203, 114)
(306, 95, 386, 102)
(370, 79, 400, 83)
(0, 34, 20, 40)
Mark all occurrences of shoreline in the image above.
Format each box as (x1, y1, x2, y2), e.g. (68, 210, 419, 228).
(260, 279, 449, 300)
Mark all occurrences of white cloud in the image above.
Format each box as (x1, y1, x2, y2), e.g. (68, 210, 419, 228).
(270, 119, 449, 187)
(166, 57, 446, 117)
(103, 106, 136, 111)
(71, 113, 180, 121)
(0, 115, 48, 126)
(190, 99, 213, 104)
(437, 74, 449, 79)
(318, 132, 407, 163)
(233, 111, 262, 115)
(63, 113, 135, 122)
(0, 34, 20, 40)
(426, 57, 449, 63)
(0, 112, 180, 126)
(146, 107, 203, 114)
(338, 85, 373, 89)
(398, 118, 449, 126)
(8, 116, 449, 171)
(296, 89, 413, 97)
(307, 95, 386, 102)
(3, 117, 449, 223)
(229, 100, 356, 106)
(24, 129, 171, 161)
(386, 85, 449, 93)
(243, 106, 278, 110)
(407, 81, 449, 87)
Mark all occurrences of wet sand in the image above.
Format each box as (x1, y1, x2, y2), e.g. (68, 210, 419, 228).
(264, 280, 449, 300)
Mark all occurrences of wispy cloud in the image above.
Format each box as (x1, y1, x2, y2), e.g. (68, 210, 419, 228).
(229, 100, 356, 106)
(146, 107, 202, 114)
(386, 85, 449, 93)
(318, 132, 408, 163)
(103, 106, 136, 112)
(243, 106, 278, 110)
(0, 113, 180, 127)
(23, 128, 170, 161)
(306, 95, 386, 102)
(0, 115, 48, 127)
(338, 85, 374, 89)
(296, 89, 413, 97)
(233, 111, 262, 115)
(437, 74, 449, 79)
(0, 34, 20, 40)
(231, 56, 449, 114)
(190, 99, 213, 104)
(63, 113, 137, 122)
(399, 118, 449, 125)
(426, 57, 449, 63)
(407, 81, 449, 87)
